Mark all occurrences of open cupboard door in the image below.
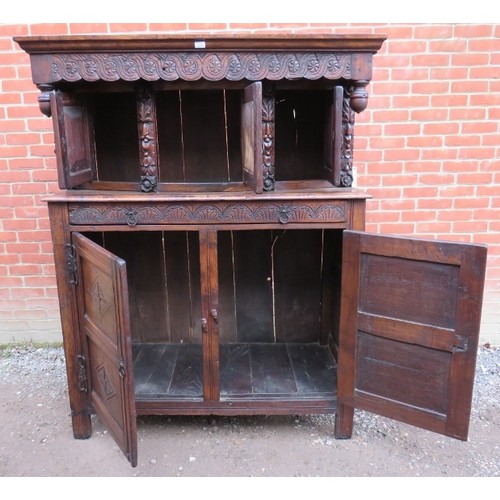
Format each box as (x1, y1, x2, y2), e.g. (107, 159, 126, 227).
(73, 233, 138, 466)
(337, 231, 487, 441)
(241, 81, 263, 193)
(50, 91, 96, 189)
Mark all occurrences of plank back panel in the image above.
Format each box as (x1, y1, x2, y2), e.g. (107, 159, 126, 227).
(233, 231, 274, 343)
(182, 90, 230, 182)
(163, 231, 201, 343)
(93, 92, 139, 182)
(103, 232, 168, 343)
(217, 231, 238, 343)
(275, 90, 326, 181)
(156, 90, 185, 182)
(274, 230, 322, 343)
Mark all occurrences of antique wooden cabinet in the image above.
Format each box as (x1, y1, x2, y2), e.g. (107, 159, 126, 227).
(16, 34, 487, 467)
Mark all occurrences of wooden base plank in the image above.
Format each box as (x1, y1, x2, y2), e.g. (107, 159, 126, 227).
(134, 342, 337, 403)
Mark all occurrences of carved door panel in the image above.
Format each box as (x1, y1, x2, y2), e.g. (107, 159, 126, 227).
(51, 91, 96, 189)
(241, 81, 263, 193)
(73, 232, 137, 467)
(338, 231, 487, 440)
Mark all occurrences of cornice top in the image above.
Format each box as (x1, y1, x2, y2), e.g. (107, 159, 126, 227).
(14, 33, 387, 54)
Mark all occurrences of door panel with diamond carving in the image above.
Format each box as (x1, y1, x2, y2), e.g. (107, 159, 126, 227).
(73, 232, 137, 467)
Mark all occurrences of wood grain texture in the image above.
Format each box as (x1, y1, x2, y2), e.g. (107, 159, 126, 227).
(339, 230, 487, 441)
(133, 342, 337, 401)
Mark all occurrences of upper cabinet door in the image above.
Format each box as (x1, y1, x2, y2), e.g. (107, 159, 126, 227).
(51, 91, 96, 189)
(338, 231, 487, 440)
(241, 81, 263, 194)
(73, 232, 138, 466)
(323, 86, 343, 186)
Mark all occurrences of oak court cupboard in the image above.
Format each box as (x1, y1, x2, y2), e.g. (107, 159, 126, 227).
(15, 34, 487, 467)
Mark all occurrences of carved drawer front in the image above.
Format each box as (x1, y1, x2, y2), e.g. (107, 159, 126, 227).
(68, 201, 347, 226)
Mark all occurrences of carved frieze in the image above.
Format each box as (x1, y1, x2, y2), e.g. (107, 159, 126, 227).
(49, 52, 352, 82)
(68, 201, 347, 226)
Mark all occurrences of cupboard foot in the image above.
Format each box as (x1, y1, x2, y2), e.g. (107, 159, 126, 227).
(70, 411, 92, 440)
(334, 403, 354, 439)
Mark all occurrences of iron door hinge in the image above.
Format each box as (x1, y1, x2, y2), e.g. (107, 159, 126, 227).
(65, 243, 78, 286)
(76, 354, 88, 392)
(453, 335, 469, 353)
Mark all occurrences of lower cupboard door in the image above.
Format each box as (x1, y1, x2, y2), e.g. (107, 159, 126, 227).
(73, 232, 138, 466)
(338, 230, 487, 440)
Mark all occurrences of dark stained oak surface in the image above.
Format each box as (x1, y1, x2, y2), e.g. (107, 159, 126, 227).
(18, 34, 487, 468)
(133, 342, 337, 401)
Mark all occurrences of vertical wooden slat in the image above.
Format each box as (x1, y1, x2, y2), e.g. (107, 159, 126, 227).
(332, 86, 344, 186)
(103, 232, 168, 343)
(233, 231, 274, 343)
(274, 230, 322, 343)
(188, 231, 202, 342)
(163, 232, 203, 343)
(199, 229, 220, 401)
(335, 231, 361, 438)
(320, 230, 334, 346)
(217, 231, 237, 343)
(323, 86, 343, 186)
(445, 245, 486, 438)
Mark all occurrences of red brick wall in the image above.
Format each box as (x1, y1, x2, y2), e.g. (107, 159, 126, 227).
(1, 23, 499, 344)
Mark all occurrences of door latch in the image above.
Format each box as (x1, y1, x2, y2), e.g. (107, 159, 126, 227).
(210, 308, 219, 323)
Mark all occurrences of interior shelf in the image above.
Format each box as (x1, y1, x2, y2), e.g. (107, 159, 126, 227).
(133, 342, 337, 401)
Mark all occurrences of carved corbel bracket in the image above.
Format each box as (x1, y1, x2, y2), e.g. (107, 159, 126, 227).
(37, 84, 54, 117)
(349, 80, 369, 114)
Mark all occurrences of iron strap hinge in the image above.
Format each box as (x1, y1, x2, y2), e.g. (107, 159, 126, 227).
(452, 335, 469, 352)
(76, 354, 88, 392)
(65, 243, 78, 286)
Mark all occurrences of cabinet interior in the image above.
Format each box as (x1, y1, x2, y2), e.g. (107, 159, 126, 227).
(88, 85, 336, 190)
(85, 228, 342, 401)
(274, 89, 329, 183)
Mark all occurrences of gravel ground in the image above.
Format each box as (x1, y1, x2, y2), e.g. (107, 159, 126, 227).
(0, 343, 499, 479)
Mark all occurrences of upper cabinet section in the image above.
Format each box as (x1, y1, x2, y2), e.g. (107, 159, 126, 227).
(15, 34, 386, 193)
